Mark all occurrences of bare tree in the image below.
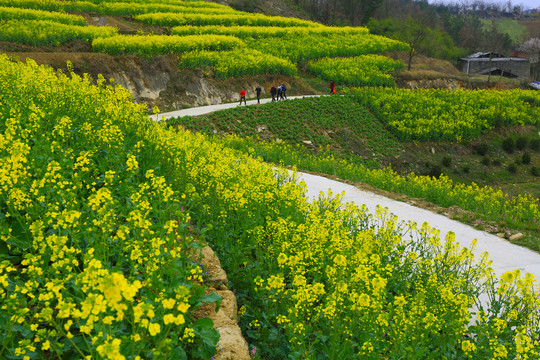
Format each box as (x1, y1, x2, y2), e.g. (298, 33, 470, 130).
(484, 20, 509, 82)
(395, 15, 433, 70)
(520, 38, 540, 80)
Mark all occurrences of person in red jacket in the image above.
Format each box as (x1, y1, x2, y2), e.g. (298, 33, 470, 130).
(330, 80, 336, 94)
(239, 88, 246, 105)
(270, 86, 277, 102)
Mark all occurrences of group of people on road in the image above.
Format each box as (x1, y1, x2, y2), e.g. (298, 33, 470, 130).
(270, 83, 287, 102)
(239, 81, 336, 106)
(238, 83, 288, 106)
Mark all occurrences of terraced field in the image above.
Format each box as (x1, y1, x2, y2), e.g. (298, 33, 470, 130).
(1, 1, 540, 359)
(0, 0, 408, 82)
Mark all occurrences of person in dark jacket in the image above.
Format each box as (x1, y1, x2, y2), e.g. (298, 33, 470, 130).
(330, 80, 336, 94)
(255, 85, 262, 104)
(281, 83, 287, 99)
(270, 86, 277, 102)
(276, 84, 282, 100)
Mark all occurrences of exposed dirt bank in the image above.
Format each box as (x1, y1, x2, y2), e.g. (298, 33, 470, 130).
(5, 51, 322, 112)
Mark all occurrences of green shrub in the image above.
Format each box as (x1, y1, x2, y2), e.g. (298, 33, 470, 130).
(429, 164, 442, 178)
(531, 166, 540, 176)
(516, 136, 528, 150)
(492, 159, 502, 166)
(442, 155, 452, 167)
(481, 157, 491, 166)
(474, 143, 489, 156)
(502, 137, 515, 153)
(507, 163, 518, 173)
(522, 152, 531, 165)
(462, 165, 470, 173)
(530, 138, 540, 151)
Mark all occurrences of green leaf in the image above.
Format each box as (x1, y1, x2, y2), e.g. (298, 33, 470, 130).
(7, 220, 32, 251)
(193, 317, 220, 359)
(268, 327, 280, 342)
(0, 240, 19, 262)
(170, 345, 187, 360)
(12, 324, 33, 339)
(199, 292, 222, 312)
(194, 317, 213, 329)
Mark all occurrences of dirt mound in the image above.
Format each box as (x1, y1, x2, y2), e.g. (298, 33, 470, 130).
(0, 41, 92, 53)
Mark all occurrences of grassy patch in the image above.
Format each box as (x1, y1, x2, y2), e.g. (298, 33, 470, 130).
(167, 95, 404, 161)
(481, 18, 528, 43)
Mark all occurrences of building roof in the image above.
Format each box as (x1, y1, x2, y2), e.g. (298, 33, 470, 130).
(463, 52, 504, 59)
(459, 57, 529, 62)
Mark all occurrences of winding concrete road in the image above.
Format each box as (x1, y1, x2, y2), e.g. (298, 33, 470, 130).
(154, 95, 322, 121)
(298, 171, 540, 281)
(155, 99, 540, 283)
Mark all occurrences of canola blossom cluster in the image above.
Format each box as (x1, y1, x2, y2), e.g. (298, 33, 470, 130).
(92, 34, 245, 57)
(356, 87, 540, 141)
(179, 48, 297, 79)
(0, 19, 118, 47)
(308, 54, 404, 87)
(0, 55, 220, 359)
(244, 197, 540, 359)
(0, 6, 85, 25)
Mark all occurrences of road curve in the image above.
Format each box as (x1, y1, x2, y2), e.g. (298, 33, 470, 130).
(296, 170, 540, 281)
(156, 98, 540, 283)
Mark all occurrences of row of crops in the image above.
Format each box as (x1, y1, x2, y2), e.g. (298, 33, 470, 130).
(2, 55, 539, 360)
(178, 49, 297, 79)
(0, 6, 86, 25)
(0, 20, 118, 46)
(354, 88, 540, 141)
(92, 34, 244, 57)
(0, 0, 408, 83)
(0, 0, 233, 15)
(308, 55, 404, 87)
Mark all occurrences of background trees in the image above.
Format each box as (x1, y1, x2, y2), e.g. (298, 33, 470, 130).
(230, 0, 539, 76)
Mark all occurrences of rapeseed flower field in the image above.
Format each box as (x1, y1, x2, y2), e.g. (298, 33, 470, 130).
(1, 53, 539, 359)
(1, 0, 540, 358)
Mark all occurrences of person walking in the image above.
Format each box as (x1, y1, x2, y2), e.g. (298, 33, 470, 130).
(276, 84, 282, 100)
(281, 83, 287, 99)
(239, 88, 247, 106)
(255, 85, 262, 104)
(330, 80, 336, 94)
(270, 86, 277, 102)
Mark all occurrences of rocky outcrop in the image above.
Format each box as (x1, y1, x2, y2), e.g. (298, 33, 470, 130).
(112, 68, 170, 101)
(196, 246, 251, 360)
